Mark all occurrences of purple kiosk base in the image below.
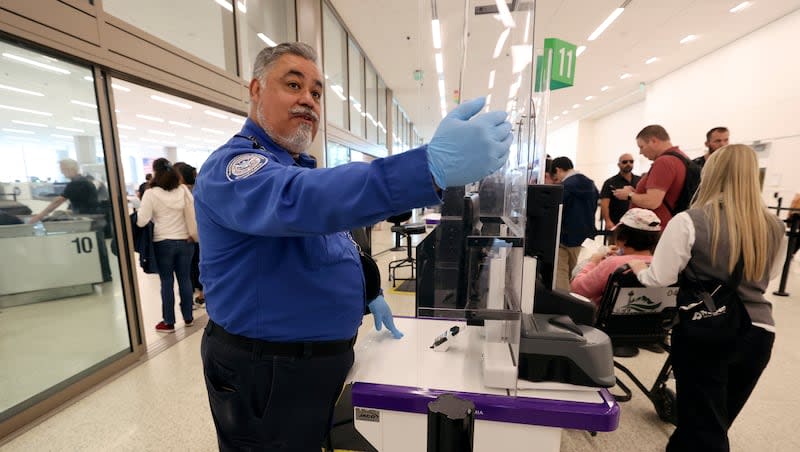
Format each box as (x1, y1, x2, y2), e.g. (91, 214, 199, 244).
(347, 318, 620, 451)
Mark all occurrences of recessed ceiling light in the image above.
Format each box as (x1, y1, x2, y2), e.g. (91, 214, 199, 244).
(576, 46, 586, 57)
(148, 129, 176, 137)
(431, 19, 442, 49)
(680, 34, 697, 44)
(230, 117, 245, 124)
(169, 120, 192, 128)
(201, 127, 225, 135)
(257, 33, 277, 47)
(56, 126, 85, 133)
(72, 116, 99, 124)
(588, 7, 625, 41)
(0, 83, 44, 96)
(620, 73, 632, 79)
(215, 0, 233, 12)
(83, 76, 93, 82)
(117, 124, 136, 130)
(488, 70, 496, 89)
(136, 114, 165, 122)
(600, 86, 610, 91)
(111, 83, 131, 92)
(434, 53, 444, 74)
(236, 1, 246, 13)
(730, 2, 751, 13)
(12, 120, 47, 127)
(0, 104, 52, 116)
(204, 110, 229, 120)
(2, 52, 71, 74)
(645, 57, 658, 64)
(553, 115, 560, 120)
(585, 95, 594, 101)
(71, 100, 97, 109)
(562, 110, 569, 115)
(51, 134, 73, 139)
(2, 128, 35, 135)
(151, 95, 192, 109)
(572, 104, 580, 109)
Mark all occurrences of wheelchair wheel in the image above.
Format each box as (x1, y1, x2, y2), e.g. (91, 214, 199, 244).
(651, 385, 677, 426)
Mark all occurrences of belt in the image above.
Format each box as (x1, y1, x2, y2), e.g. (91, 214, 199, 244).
(205, 320, 355, 358)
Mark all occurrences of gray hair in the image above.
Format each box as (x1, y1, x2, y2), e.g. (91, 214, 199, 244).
(59, 158, 79, 173)
(252, 42, 318, 84)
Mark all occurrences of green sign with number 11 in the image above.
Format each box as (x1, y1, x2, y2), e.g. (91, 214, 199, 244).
(535, 38, 577, 91)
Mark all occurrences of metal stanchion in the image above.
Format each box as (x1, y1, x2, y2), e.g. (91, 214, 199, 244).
(773, 213, 800, 297)
(427, 394, 475, 452)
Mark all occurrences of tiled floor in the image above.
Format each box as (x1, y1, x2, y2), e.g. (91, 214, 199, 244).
(2, 222, 800, 451)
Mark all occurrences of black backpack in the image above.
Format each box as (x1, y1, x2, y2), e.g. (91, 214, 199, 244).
(661, 150, 701, 215)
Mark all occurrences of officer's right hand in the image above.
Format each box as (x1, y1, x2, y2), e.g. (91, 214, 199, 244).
(426, 97, 513, 188)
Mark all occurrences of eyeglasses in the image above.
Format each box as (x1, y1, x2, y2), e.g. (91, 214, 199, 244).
(620, 160, 634, 164)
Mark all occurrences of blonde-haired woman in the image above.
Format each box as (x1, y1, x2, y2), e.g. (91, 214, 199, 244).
(628, 144, 786, 452)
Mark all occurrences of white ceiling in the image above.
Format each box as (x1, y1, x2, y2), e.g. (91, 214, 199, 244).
(330, 0, 800, 140)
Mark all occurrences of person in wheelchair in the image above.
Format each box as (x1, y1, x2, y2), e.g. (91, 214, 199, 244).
(570, 208, 661, 304)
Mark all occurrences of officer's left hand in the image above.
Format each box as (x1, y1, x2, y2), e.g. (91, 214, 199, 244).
(368, 295, 403, 339)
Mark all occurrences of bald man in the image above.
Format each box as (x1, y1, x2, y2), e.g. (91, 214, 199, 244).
(600, 153, 641, 232)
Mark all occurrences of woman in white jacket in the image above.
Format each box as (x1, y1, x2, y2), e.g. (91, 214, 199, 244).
(629, 144, 786, 451)
(137, 158, 198, 333)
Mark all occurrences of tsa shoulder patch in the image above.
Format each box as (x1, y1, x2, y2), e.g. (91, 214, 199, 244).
(226, 153, 268, 181)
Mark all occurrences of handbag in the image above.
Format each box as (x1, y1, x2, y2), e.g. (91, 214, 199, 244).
(675, 255, 750, 344)
(181, 185, 199, 242)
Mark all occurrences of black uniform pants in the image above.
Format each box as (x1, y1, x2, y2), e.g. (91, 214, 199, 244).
(667, 324, 774, 452)
(200, 323, 355, 452)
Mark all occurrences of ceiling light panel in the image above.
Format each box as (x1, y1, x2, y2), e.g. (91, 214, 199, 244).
(0, 84, 44, 96)
(730, 2, 751, 13)
(136, 114, 165, 122)
(2, 52, 71, 74)
(431, 19, 442, 49)
(588, 7, 625, 41)
(680, 34, 697, 44)
(151, 95, 192, 109)
(204, 110, 229, 119)
(645, 57, 658, 64)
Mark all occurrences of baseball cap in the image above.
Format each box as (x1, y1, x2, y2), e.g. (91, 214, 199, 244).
(612, 208, 661, 232)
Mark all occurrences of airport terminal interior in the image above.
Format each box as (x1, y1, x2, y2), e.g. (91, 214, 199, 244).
(2, 0, 800, 451)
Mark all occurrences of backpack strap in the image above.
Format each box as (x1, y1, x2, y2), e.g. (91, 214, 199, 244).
(658, 150, 689, 215)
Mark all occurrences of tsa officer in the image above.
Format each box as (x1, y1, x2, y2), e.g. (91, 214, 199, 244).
(193, 42, 512, 451)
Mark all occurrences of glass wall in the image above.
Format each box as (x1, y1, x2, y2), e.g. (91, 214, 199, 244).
(322, 3, 348, 129)
(377, 77, 387, 146)
(326, 141, 350, 168)
(347, 38, 365, 138)
(237, 0, 297, 80)
(0, 40, 131, 421)
(103, 0, 237, 73)
(365, 63, 378, 144)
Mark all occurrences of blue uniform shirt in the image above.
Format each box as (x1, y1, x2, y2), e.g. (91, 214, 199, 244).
(193, 119, 441, 341)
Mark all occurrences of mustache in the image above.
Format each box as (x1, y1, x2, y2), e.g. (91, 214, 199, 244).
(290, 107, 319, 122)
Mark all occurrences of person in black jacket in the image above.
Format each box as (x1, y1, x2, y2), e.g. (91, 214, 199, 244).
(550, 156, 599, 290)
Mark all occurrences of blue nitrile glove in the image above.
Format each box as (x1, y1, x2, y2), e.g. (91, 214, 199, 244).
(368, 295, 404, 339)
(427, 97, 513, 188)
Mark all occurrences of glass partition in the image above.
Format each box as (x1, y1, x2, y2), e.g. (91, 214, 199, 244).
(322, 3, 348, 129)
(110, 78, 245, 344)
(325, 141, 350, 168)
(365, 63, 378, 144)
(237, 0, 297, 80)
(377, 77, 387, 146)
(0, 40, 131, 421)
(347, 39, 365, 138)
(103, 0, 237, 73)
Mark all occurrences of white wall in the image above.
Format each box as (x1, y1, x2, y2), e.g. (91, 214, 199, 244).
(551, 8, 800, 206)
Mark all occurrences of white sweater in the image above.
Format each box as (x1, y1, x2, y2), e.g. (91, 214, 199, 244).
(137, 186, 192, 242)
